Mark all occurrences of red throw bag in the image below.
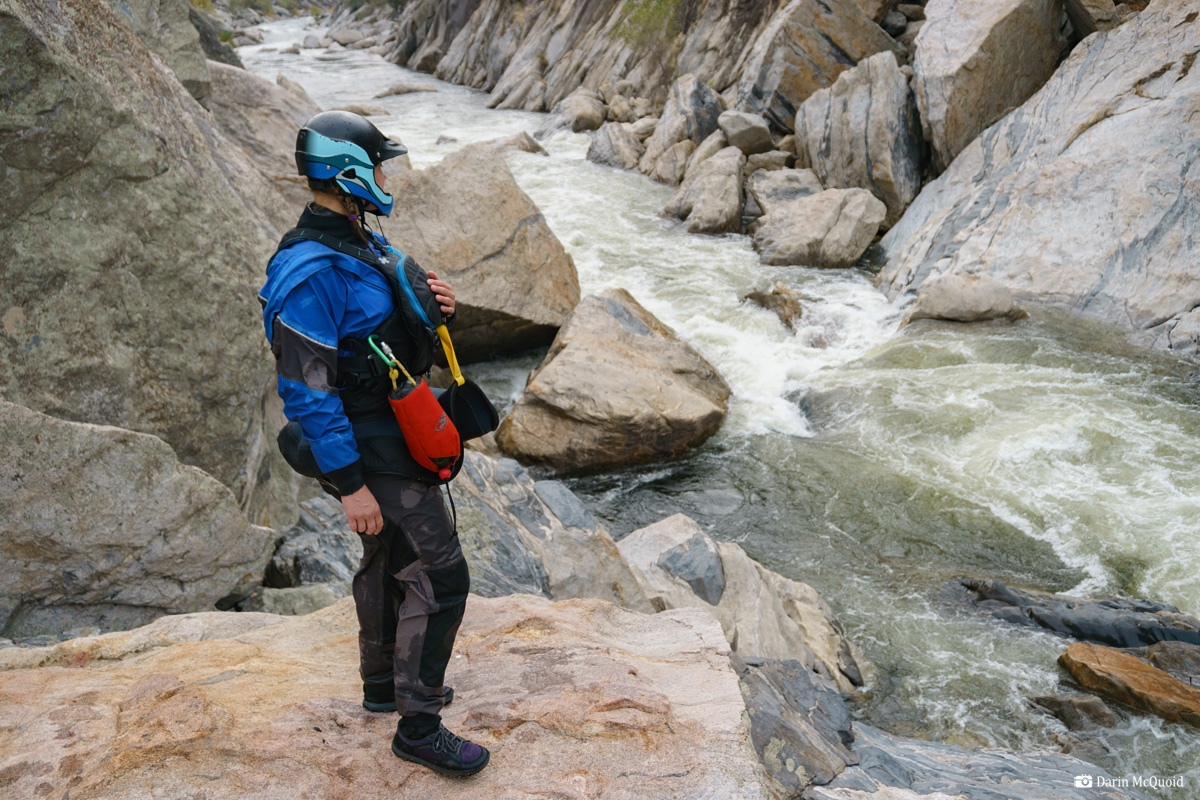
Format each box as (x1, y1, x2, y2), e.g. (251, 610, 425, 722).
(387, 378, 461, 479)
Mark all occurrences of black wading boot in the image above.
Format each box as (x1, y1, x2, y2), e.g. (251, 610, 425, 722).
(392, 721, 489, 777)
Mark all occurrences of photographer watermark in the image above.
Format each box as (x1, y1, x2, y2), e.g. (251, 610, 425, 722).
(1074, 774, 1186, 789)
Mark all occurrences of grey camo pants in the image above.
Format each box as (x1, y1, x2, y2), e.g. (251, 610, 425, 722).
(354, 474, 469, 717)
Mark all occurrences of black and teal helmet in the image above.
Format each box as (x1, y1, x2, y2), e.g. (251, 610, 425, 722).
(295, 111, 408, 216)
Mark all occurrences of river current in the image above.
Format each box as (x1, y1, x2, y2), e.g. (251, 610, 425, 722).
(244, 18, 1200, 794)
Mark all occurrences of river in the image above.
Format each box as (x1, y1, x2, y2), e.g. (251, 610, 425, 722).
(242, 17, 1200, 795)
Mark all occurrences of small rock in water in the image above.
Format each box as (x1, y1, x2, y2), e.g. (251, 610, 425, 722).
(281, 45, 300, 55)
(374, 83, 437, 98)
(1031, 693, 1117, 729)
(744, 283, 813, 333)
(333, 103, 387, 117)
(435, 134, 458, 145)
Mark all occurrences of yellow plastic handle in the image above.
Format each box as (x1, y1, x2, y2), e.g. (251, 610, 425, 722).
(437, 324, 465, 386)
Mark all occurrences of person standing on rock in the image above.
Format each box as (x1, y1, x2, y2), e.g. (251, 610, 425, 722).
(258, 111, 489, 777)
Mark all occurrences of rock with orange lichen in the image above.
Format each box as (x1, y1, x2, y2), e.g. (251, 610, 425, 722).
(0, 594, 767, 799)
(1059, 642, 1200, 729)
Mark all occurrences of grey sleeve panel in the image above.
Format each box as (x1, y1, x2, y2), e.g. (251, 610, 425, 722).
(273, 317, 339, 393)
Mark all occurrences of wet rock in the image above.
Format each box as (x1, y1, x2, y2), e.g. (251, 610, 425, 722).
(646, 138, 696, 185)
(662, 146, 746, 235)
(0, 402, 274, 638)
(497, 290, 731, 474)
(745, 150, 793, 173)
(109, 0, 212, 103)
(618, 514, 864, 692)
(207, 60, 321, 209)
(745, 283, 812, 332)
(737, 0, 902, 131)
(747, 168, 824, 217)
(902, 274, 1027, 325)
(953, 579, 1200, 648)
(1, 0, 297, 526)
(586, 121, 645, 170)
(1060, 642, 1200, 729)
(329, 26, 363, 46)
(639, 74, 726, 185)
(0, 594, 766, 798)
(1134, 641, 1200, 685)
(454, 452, 651, 611)
(914, 0, 1067, 171)
(793, 51, 922, 228)
(879, 0, 1200, 355)
(734, 655, 857, 797)
(1032, 693, 1117, 730)
(240, 585, 341, 616)
(189, 6, 243, 68)
(718, 110, 774, 156)
(753, 189, 886, 268)
(263, 496, 360, 594)
(538, 87, 606, 135)
(380, 144, 580, 361)
(818, 723, 1147, 799)
(373, 82, 437, 97)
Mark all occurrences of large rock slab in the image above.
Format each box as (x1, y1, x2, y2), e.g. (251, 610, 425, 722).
(915, 0, 1068, 171)
(497, 289, 731, 473)
(380, 144, 580, 361)
(793, 51, 922, 227)
(753, 188, 886, 267)
(0, 402, 274, 638)
(108, 0, 211, 103)
(662, 146, 747, 234)
(0, 594, 768, 799)
(1060, 642, 1200, 729)
(618, 514, 863, 693)
(586, 121, 645, 170)
(0, 0, 297, 527)
(453, 451, 652, 612)
(206, 60, 321, 211)
(639, 74, 727, 185)
(913, 0, 1067, 171)
(953, 579, 1200, 648)
(736, 0, 902, 131)
(879, 0, 1200, 355)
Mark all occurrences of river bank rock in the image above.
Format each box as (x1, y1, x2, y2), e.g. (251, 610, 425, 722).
(902, 274, 1027, 325)
(1060, 642, 1200, 729)
(747, 168, 824, 217)
(207, 60, 321, 210)
(662, 146, 747, 234)
(953, 579, 1200, 648)
(263, 496, 360, 595)
(793, 51, 922, 228)
(497, 289, 731, 473)
(736, 0, 902, 131)
(718, 110, 775, 155)
(0, 402, 274, 639)
(379, 144, 580, 361)
(586, 121, 645, 170)
(1, 0, 297, 527)
(108, 0, 212, 104)
(188, 5, 244, 68)
(0, 594, 767, 799)
(914, 0, 1066, 171)
(879, 0, 1200, 355)
(538, 87, 607, 135)
(618, 514, 864, 693)
(639, 74, 727, 185)
(753, 188, 886, 267)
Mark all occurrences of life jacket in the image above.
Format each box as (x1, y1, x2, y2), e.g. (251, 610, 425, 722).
(267, 227, 464, 484)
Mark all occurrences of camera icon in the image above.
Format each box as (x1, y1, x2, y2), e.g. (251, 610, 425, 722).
(1075, 775, 1094, 788)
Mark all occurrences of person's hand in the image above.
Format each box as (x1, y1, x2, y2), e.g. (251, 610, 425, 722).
(427, 271, 456, 316)
(342, 485, 383, 535)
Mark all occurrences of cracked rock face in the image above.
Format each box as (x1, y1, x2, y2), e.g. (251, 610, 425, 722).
(880, 0, 1200, 355)
(0, 0, 297, 527)
(379, 143, 580, 361)
(497, 290, 731, 473)
(0, 402, 274, 639)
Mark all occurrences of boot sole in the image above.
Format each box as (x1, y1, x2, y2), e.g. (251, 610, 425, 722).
(391, 738, 490, 777)
(364, 687, 454, 713)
